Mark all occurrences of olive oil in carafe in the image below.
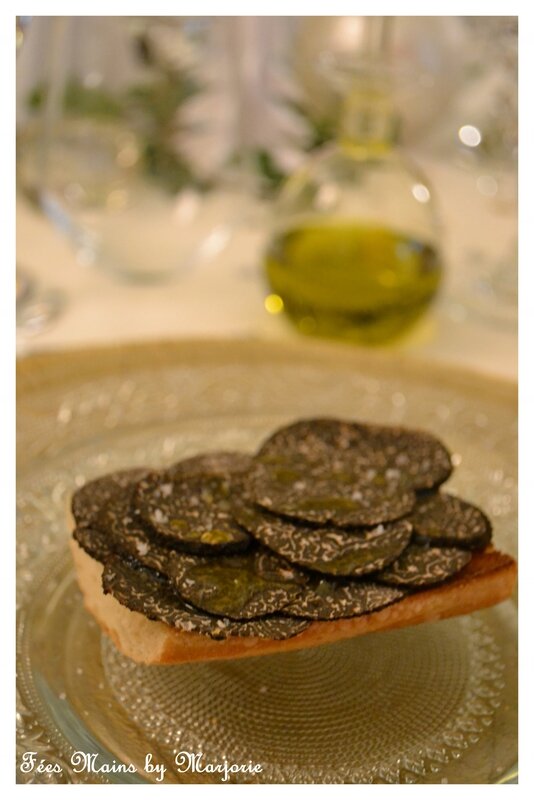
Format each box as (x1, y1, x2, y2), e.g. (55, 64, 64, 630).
(265, 223, 442, 343)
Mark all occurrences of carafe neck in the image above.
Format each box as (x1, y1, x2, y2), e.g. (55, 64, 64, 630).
(338, 82, 398, 158)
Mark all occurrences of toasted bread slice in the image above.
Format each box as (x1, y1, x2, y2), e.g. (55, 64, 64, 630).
(70, 540, 517, 665)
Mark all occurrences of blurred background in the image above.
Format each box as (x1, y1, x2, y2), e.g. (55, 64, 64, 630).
(16, 16, 518, 377)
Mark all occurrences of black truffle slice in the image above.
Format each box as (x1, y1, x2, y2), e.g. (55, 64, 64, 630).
(234, 503, 413, 577)
(245, 457, 416, 527)
(102, 556, 310, 640)
(257, 418, 453, 491)
(71, 468, 149, 528)
(408, 492, 492, 550)
(94, 482, 175, 573)
(355, 423, 453, 491)
(134, 470, 251, 554)
(168, 451, 253, 479)
(73, 526, 113, 562)
(166, 548, 308, 619)
(281, 578, 406, 620)
(375, 543, 472, 587)
(258, 418, 368, 460)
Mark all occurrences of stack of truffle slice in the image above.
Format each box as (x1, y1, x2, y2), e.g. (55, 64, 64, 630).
(71, 418, 493, 642)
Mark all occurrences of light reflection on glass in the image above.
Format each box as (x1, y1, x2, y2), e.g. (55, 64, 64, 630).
(458, 125, 482, 147)
(264, 294, 284, 314)
(412, 183, 430, 203)
(476, 175, 499, 197)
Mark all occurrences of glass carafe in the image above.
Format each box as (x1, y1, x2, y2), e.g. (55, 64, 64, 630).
(264, 55, 443, 344)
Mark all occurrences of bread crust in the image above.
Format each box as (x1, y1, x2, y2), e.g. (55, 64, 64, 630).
(70, 539, 517, 665)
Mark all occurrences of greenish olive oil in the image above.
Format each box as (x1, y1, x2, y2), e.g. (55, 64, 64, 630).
(265, 223, 442, 343)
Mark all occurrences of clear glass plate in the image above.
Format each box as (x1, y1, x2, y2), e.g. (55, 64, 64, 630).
(16, 340, 517, 784)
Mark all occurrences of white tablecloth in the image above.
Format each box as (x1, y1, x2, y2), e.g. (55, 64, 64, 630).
(16, 157, 517, 382)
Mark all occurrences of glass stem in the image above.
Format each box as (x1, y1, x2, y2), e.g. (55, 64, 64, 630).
(38, 17, 70, 197)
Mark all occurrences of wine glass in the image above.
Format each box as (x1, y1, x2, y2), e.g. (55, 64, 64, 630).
(16, 16, 65, 340)
(17, 17, 233, 284)
(452, 17, 517, 327)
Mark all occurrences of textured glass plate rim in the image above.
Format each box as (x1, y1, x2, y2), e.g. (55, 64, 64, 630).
(17, 337, 517, 476)
(16, 338, 518, 784)
(17, 337, 517, 406)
